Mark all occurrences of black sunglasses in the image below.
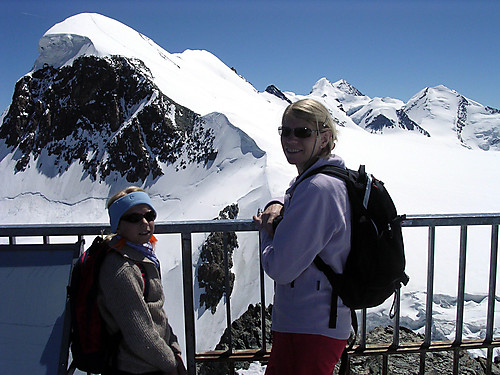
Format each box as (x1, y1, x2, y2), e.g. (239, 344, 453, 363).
(121, 210, 157, 223)
(278, 126, 319, 138)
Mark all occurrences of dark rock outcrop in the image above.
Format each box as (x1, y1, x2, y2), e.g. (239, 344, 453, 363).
(197, 303, 273, 375)
(197, 204, 239, 314)
(0, 55, 217, 182)
(265, 85, 292, 104)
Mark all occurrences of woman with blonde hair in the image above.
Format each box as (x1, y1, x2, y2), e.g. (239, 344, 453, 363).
(254, 99, 351, 374)
(98, 186, 186, 375)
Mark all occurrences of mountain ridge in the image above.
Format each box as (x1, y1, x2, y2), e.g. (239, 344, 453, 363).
(13, 12, 499, 152)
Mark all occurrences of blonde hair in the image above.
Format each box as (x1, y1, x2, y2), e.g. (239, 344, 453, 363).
(106, 186, 145, 209)
(282, 98, 338, 156)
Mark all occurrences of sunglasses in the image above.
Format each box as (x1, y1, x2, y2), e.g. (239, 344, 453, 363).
(278, 126, 319, 138)
(121, 210, 157, 223)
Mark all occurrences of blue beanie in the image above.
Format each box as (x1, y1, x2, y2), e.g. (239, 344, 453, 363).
(108, 191, 156, 233)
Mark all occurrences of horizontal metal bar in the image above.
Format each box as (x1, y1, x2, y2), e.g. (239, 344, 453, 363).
(195, 338, 500, 363)
(0, 219, 258, 237)
(196, 349, 270, 363)
(2, 214, 500, 237)
(350, 338, 500, 356)
(402, 213, 500, 227)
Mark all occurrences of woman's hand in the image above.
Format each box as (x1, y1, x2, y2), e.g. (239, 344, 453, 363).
(253, 203, 283, 236)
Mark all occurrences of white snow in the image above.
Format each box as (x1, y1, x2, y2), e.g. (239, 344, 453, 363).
(1, 12, 500, 374)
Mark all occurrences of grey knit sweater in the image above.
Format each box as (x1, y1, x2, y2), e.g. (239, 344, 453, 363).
(98, 238, 181, 374)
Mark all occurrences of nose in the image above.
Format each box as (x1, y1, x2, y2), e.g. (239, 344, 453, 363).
(282, 134, 301, 143)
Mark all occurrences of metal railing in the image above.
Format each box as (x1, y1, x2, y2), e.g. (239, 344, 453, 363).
(1, 212, 499, 374)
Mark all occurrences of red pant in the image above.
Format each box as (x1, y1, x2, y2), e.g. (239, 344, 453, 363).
(265, 331, 347, 375)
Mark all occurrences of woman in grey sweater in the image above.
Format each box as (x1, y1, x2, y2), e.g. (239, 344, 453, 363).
(98, 187, 186, 375)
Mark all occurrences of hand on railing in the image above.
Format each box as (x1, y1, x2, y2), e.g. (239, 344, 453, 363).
(253, 203, 283, 236)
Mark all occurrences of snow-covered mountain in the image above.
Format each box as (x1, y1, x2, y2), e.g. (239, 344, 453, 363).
(404, 85, 500, 150)
(1, 13, 500, 367)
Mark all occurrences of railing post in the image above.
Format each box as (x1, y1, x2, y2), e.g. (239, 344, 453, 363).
(454, 225, 467, 348)
(392, 288, 401, 348)
(424, 226, 436, 346)
(421, 226, 436, 374)
(181, 232, 196, 375)
(382, 354, 389, 375)
(258, 231, 268, 352)
(453, 348, 460, 375)
(223, 232, 233, 352)
(486, 224, 499, 375)
(359, 309, 367, 349)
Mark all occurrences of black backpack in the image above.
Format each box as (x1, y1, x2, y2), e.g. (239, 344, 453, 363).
(302, 165, 409, 324)
(68, 236, 148, 374)
(298, 164, 409, 373)
(275, 164, 409, 318)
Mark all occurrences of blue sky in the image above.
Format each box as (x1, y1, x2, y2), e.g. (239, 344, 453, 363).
(1, 0, 499, 113)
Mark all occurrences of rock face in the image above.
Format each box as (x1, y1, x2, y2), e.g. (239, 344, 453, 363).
(197, 303, 273, 375)
(199, 316, 500, 375)
(340, 326, 500, 374)
(197, 204, 239, 314)
(0, 55, 217, 183)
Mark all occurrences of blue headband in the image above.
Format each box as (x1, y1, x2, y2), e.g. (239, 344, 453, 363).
(108, 191, 156, 233)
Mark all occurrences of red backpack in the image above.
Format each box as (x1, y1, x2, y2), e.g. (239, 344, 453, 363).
(68, 236, 148, 374)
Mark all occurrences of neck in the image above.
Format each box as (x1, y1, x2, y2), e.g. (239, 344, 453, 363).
(298, 156, 320, 175)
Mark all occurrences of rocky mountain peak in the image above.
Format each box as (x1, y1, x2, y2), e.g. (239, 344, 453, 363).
(0, 55, 217, 183)
(264, 85, 292, 103)
(332, 79, 364, 97)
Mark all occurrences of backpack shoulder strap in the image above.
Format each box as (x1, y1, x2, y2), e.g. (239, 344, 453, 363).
(99, 238, 150, 298)
(300, 164, 350, 182)
(134, 262, 149, 298)
(316, 254, 359, 375)
(313, 255, 340, 329)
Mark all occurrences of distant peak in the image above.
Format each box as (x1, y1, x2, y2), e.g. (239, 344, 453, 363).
(265, 85, 292, 103)
(332, 79, 364, 96)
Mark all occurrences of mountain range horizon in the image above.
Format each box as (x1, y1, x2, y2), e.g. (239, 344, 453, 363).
(2, 12, 499, 154)
(1, 12, 499, 225)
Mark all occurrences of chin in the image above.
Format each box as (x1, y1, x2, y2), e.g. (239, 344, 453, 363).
(132, 235, 151, 245)
(140, 236, 152, 243)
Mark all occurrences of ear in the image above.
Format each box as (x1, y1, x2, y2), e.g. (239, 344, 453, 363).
(320, 129, 332, 148)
